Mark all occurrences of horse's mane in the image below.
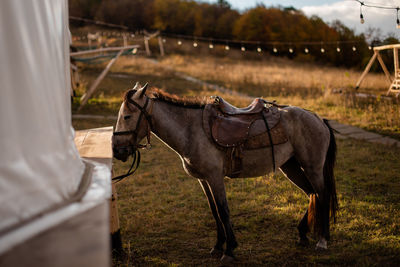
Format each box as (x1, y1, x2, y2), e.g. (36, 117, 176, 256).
(123, 87, 214, 108)
(149, 88, 213, 108)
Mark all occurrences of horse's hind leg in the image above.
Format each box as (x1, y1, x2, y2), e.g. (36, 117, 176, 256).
(198, 179, 225, 257)
(280, 156, 314, 246)
(303, 167, 330, 250)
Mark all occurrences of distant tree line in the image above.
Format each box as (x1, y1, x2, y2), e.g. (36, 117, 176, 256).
(69, 0, 399, 68)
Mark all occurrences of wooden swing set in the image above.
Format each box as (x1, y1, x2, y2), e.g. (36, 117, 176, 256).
(356, 44, 400, 97)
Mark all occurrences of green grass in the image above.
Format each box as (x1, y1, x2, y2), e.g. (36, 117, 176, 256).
(72, 54, 400, 266)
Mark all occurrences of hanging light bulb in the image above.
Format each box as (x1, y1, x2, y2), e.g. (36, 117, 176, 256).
(273, 47, 278, 53)
(336, 47, 341, 52)
(225, 45, 230, 50)
(321, 47, 325, 53)
(360, 2, 365, 24)
(177, 40, 182, 45)
(241, 46, 246, 52)
(257, 47, 262, 53)
(352, 46, 357, 51)
(289, 48, 293, 53)
(397, 8, 400, 28)
(368, 45, 372, 50)
(209, 43, 214, 49)
(304, 48, 309, 53)
(193, 42, 198, 47)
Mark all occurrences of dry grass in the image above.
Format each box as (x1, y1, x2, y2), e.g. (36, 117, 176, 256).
(159, 55, 389, 96)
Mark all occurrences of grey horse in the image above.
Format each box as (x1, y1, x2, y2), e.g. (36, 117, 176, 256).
(112, 83, 338, 264)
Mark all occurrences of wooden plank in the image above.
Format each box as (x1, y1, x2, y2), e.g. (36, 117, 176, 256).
(394, 48, 399, 76)
(374, 43, 400, 51)
(110, 183, 122, 252)
(74, 126, 113, 165)
(355, 51, 377, 90)
(78, 49, 124, 111)
(74, 127, 121, 251)
(70, 45, 139, 56)
(376, 52, 393, 85)
(123, 34, 127, 47)
(143, 30, 160, 39)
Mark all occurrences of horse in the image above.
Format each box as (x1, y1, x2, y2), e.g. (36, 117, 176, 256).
(112, 83, 338, 264)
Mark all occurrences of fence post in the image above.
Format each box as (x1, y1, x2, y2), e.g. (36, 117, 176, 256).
(144, 37, 151, 56)
(158, 36, 165, 56)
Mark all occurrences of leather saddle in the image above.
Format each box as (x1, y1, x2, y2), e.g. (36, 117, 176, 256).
(204, 96, 287, 149)
(202, 96, 288, 177)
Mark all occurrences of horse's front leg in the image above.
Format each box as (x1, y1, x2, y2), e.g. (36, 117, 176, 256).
(198, 179, 225, 257)
(206, 177, 238, 264)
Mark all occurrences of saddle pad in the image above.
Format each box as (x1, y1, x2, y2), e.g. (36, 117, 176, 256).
(245, 122, 288, 149)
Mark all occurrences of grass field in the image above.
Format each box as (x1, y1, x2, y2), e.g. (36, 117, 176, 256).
(72, 54, 400, 266)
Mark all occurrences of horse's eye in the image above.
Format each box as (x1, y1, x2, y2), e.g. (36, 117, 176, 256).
(123, 115, 132, 120)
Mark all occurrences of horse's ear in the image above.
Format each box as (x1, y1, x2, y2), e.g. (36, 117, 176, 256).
(132, 82, 140, 90)
(139, 83, 148, 97)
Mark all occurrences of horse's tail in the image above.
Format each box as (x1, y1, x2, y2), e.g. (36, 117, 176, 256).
(308, 119, 338, 235)
(323, 119, 338, 223)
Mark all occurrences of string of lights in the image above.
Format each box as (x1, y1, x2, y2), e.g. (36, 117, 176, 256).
(72, 32, 369, 55)
(162, 32, 363, 46)
(70, 16, 371, 55)
(160, 32, 368, 55)
(354, 0, 400, 28)
(166, 35, 366, 54)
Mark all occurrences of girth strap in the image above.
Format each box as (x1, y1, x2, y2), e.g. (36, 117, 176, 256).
(261, 112, 276, 172)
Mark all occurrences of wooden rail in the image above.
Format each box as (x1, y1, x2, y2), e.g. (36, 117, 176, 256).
(70, 45, 139, 57)
(75, 45, 139, 111)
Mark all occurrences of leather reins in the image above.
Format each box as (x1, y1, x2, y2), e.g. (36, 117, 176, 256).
(112, 96, 153, 183)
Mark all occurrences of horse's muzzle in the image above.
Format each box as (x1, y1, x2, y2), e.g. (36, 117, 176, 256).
(112, 145, 135, 162)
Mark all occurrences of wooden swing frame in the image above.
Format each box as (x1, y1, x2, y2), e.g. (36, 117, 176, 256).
(355, 44, 400, 97)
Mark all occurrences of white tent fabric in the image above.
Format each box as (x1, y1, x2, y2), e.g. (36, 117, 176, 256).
(0, 0, 85, 232)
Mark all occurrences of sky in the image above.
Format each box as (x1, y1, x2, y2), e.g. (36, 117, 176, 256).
(223, 0, 399, 39)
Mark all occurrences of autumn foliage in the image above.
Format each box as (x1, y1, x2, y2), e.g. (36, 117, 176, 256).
(69, 0, 393, 68)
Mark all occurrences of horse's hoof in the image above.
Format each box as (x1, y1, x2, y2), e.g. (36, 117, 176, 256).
(315, 238, 328, 251)
(220, 254, 235, 265)
(296, 238, 309, 247)
(210, 247, 223, 258)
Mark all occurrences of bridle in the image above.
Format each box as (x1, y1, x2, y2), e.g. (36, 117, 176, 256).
(112, 95, 153, 183)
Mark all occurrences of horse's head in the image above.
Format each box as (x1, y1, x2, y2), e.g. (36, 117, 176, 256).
(112, 83, 152, 162)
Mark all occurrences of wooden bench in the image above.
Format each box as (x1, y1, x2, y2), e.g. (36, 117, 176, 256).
(74, 126, 122, 252)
